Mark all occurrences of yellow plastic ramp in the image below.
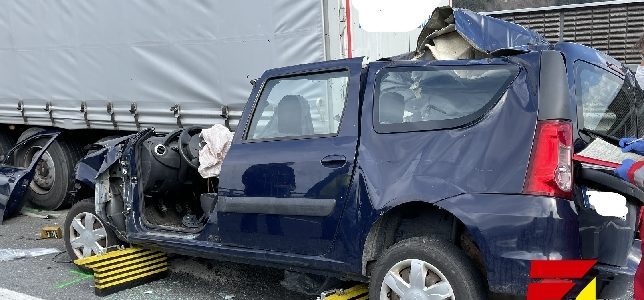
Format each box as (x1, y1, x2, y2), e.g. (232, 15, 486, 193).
(319, 284, 369, 300)
(73, 247, 168, 296)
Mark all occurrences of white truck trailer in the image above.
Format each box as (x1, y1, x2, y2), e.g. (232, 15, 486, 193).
(0, 0, 436, 210)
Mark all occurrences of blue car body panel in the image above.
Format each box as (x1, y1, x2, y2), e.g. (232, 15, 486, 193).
(75, 134, 135, 188)
(215, 57, 364, 256)
(453, 8, 548, 53)
(0, 130, 60, 223)
(437, 194, 581, 294)
(356, 58, 538, 210)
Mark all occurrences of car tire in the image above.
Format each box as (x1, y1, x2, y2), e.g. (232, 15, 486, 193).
(14, 128, 83, 210)
(369, 236, 487, 300)
(64, 199, 122, 263)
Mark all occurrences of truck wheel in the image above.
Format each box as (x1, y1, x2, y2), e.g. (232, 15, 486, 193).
(14, 128, 83, 210)
(64, 199, 121, 261)
(369, 237, 486, 300)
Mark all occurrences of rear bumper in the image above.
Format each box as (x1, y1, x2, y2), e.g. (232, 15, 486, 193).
(594, 239, 639, 299)
(436, 194, 639, 296)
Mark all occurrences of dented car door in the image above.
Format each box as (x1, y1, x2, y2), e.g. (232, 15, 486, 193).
(216, 58, 363, 256)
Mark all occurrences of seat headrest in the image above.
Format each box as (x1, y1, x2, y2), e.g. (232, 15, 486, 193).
(380, 92, 405, 124)
(277, 95, 309, 136)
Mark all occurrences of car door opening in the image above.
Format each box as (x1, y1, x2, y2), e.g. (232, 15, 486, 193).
(137, 130, 215, 232)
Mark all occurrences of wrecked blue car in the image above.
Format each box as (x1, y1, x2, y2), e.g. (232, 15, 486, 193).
(65, 8, 642, 299)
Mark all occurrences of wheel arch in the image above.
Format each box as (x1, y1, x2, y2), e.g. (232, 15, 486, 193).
(361, 200, 487, 282)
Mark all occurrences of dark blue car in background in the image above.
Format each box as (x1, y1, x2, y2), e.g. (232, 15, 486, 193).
(59, 8, 642, 299)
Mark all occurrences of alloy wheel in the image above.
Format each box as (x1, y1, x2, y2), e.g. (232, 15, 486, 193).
(69, 211, 108, 258)
(380, 258, 455, 300)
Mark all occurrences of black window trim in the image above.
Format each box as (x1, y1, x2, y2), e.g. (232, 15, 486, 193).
(243, 68, 351, 143)
(372, 64, 521, 134)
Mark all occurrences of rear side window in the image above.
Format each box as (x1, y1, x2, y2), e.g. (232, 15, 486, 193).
(374, 65, 519, 133)
(575, 62, 637, 138)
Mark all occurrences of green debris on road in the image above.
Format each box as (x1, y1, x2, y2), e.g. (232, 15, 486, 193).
(55, 269, 93, 289)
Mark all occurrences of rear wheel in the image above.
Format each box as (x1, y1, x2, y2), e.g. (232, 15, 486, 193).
(14, 128, 83, 210)
(369, 237, 487, 300)
(64, 199, 121, 261)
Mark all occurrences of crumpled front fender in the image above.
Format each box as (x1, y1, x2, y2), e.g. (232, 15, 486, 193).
(74, 134, 138, 189)
(0, 131, 60, 223)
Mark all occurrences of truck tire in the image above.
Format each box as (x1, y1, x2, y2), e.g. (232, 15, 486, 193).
(368, 237, 487, 300)
(64, 199, 121, 262)
(14, 128, 83, 210)
(0, 130, 16, 157)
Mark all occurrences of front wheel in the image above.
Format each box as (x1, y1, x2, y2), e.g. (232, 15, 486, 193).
(369, 237, 487, 300)
(63, 199, 121, 261)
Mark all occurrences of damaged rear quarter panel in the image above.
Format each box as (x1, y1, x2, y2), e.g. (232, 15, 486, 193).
(357, 58, 538, 210)
(324, 54, 547, 292)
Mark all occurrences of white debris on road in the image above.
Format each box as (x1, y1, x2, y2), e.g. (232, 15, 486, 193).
(0, 248, 60, 262)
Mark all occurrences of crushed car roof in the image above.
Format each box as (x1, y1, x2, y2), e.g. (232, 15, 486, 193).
(410, 7, 549, 61)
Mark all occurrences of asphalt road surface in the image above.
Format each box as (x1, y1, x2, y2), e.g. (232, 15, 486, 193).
(0, 210, 307, 300)
(0, 209, 635, 300)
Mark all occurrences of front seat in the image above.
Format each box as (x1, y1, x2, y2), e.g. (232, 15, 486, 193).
(379, 92, 405, 124)
(276, 95, 314, 137)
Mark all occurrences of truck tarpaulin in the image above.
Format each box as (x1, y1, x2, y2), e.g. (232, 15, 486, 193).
(0, 0, 327, 132)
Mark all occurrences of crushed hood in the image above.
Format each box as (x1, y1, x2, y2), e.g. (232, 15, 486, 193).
(413, 7, 548, 60)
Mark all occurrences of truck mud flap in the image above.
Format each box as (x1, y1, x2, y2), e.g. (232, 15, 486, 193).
(0, 131, 60, 223)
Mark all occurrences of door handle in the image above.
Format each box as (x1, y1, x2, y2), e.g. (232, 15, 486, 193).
(321, 155, 347, 168)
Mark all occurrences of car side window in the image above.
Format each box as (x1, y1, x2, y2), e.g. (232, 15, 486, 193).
(374, 65, 518, 133)
(246, 71, 349, 140)
(575, 62, 637, 138)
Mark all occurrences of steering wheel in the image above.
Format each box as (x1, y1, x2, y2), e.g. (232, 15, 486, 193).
(178, 126, 204, 169)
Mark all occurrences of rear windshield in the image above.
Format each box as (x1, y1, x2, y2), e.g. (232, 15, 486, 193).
(374, 65, 519, 133)
(575, 62, 638, 138)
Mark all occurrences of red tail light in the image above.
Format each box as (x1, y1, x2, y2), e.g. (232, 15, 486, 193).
(523, 120, 573, 199)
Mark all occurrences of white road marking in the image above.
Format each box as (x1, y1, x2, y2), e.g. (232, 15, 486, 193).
(0, 288, 44, 300)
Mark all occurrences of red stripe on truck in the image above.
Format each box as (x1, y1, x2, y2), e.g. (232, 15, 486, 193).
(345, 0, 352, 58)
